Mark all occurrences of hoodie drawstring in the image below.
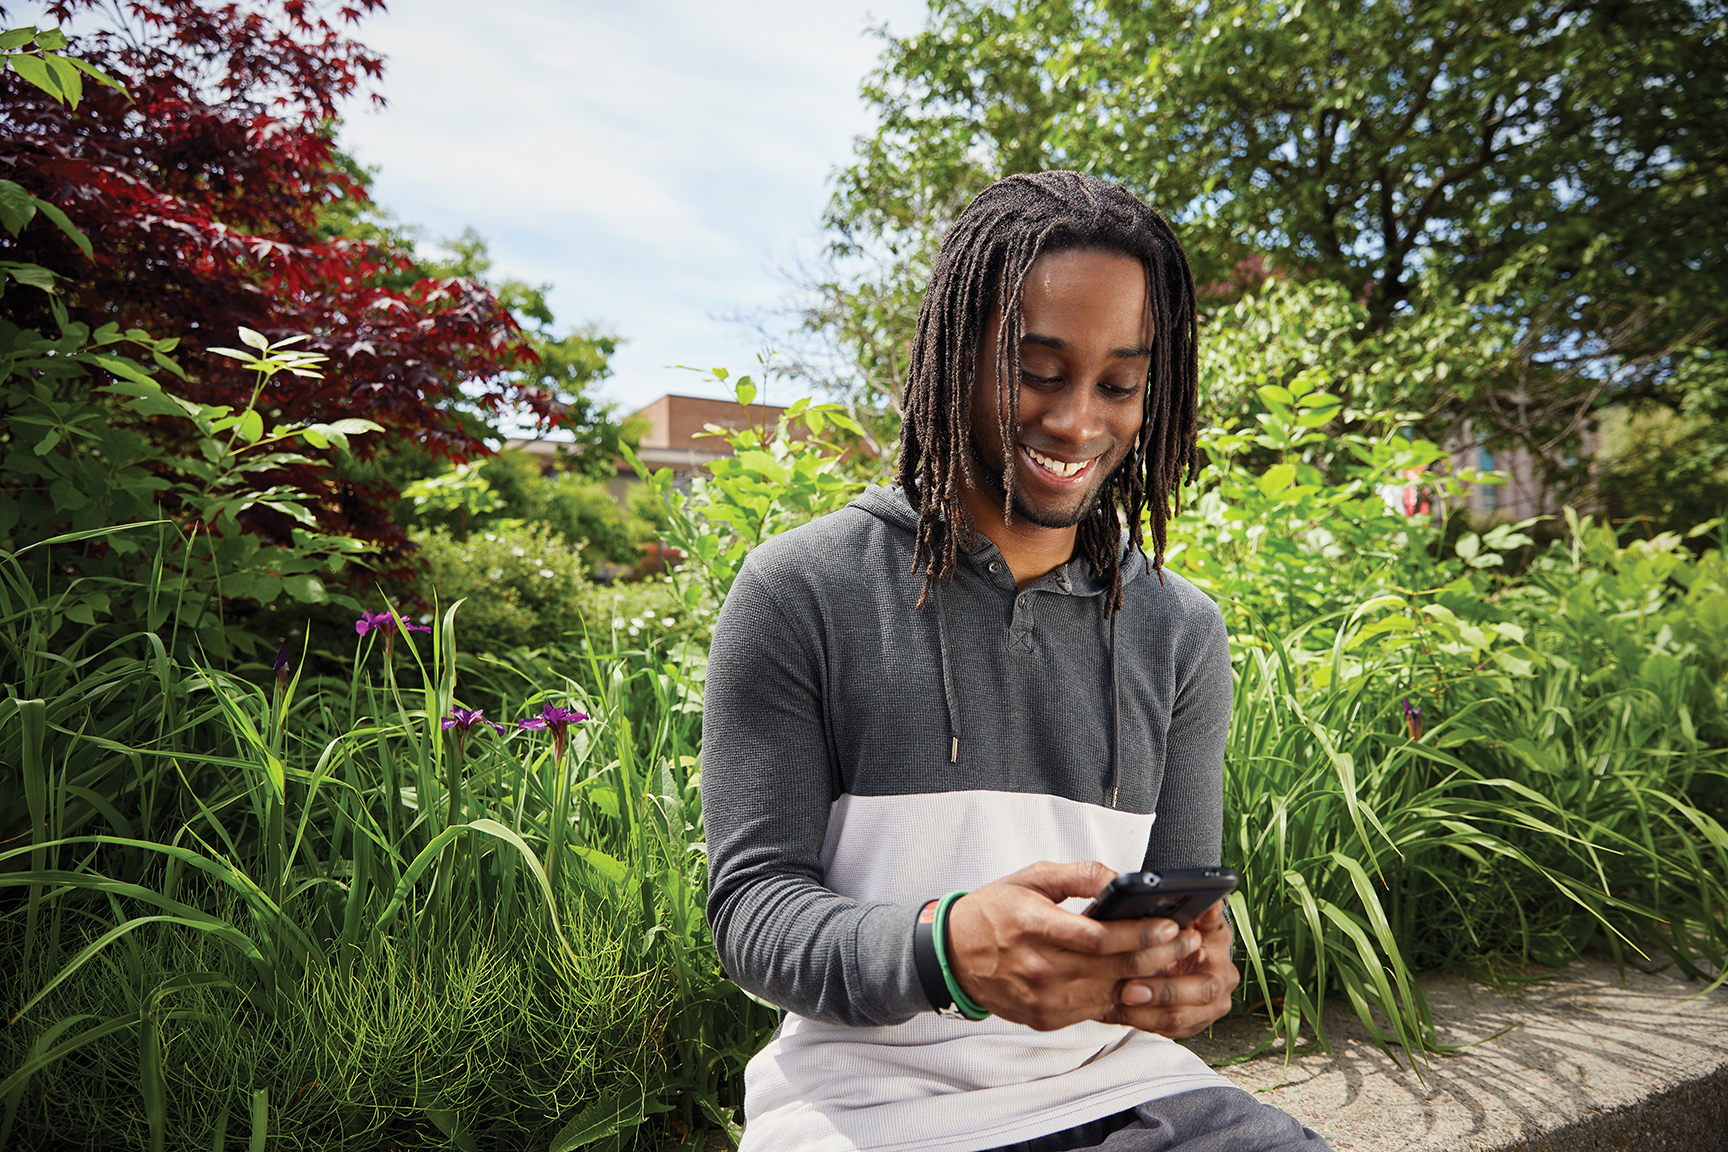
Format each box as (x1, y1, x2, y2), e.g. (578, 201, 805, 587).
(1109, 609, 1121, 808)
(937, 569, 1121, 802)
(935, 581, 961, 763)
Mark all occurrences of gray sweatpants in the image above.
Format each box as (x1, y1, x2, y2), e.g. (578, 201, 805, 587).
(985, 1087, 1331, 1152)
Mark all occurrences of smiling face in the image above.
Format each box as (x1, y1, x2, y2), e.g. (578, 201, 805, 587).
(964, 246, 1153, 538)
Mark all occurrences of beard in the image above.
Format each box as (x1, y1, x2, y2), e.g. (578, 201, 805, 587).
(966, 431, 1119, 530)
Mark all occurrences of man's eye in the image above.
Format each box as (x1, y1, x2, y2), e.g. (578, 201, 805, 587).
(1020, 370, 1061, 385)
(1099, 381, 1140, 398)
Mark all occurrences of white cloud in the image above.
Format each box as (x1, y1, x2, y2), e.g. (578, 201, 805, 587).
(338, 0, 929, 414)
(14, 0, 929, 415)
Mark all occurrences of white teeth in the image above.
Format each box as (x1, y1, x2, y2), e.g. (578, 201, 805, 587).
(1026, 446, 1089, 478)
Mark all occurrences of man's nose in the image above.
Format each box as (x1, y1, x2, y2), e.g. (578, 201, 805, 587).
(1042, 383, 1109, 446)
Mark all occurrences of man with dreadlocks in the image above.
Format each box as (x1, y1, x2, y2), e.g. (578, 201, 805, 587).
(702, 171, 1329, 1151)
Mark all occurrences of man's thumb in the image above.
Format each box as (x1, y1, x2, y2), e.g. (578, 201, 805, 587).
(1022, 859, 1117, 901)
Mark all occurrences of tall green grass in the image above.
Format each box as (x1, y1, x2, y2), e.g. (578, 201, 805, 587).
(1, 533, 773, 1151)
(1223, 532, 1728, 1067)
(8, 485, 1728, 1150)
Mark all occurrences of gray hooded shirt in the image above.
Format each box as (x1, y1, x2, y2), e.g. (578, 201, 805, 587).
(701, 485, 1233, 1151)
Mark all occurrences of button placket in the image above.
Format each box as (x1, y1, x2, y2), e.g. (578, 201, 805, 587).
(1008, 589, 1035, 653)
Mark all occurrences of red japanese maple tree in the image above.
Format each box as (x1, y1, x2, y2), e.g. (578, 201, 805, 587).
(1, 0, 546, 558)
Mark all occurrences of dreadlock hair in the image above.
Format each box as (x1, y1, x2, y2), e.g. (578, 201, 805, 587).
(897, 170, 1201, 616)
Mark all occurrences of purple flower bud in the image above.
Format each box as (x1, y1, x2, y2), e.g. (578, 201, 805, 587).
(272, 643, 292, 689)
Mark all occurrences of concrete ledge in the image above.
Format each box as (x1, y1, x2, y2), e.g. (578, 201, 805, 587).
(1182, 955, 1728, 1151)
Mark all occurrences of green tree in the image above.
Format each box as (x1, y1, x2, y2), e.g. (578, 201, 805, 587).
(823, 0, 1728, 499)
(413, 227, 629, 481)
(318, 172, 632, 481)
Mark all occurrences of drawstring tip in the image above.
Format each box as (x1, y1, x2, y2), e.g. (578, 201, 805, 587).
(950, 737, 959, 763)
(1110, 785, 1119, 809)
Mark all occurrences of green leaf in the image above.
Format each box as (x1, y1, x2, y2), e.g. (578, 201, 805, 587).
(28, 198, 91, 258)
(9, 916, 219, 1022)
(237, 327, 270, 351)
(281, 574, 328, 603)
(573, 847, 628, 885)
(1493, 649, 1536, 676)
(249, 1088, 268, 1152)
(734, 378, 758, 407)
(549, 1090, 649, 1152)
(68, 57, 129, 98)
(86, 353, 157, 388)
(0, 180, 35, 234)
(316, 418, 384, 436)
(43, 55, 81, 108)
(48, 478, 86, 510)
(422, 1108, 478, 1152)
(33, 28, 67, 50)
(0, 28, 37, 51)
(7, 53, 59, 102)
(103, 381, 199, 420)
(237, 409, 263, 443)
(0, 1015, 145, 1100)
(1256, 463, 1296, 496)
(734, 449, 790, 485)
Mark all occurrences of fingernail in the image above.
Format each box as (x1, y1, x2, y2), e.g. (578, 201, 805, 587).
(1122, 983, 1152, 1005)
(1155, 921, 1178, 942)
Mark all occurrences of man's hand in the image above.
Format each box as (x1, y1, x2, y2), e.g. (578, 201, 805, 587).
(1099, 900, 1237, 1037)
(945, 860, 1225, 1033)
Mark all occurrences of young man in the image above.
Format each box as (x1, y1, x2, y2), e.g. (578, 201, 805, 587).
(702, 172, 1329, 1151)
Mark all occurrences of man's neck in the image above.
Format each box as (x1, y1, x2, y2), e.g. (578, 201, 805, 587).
(960, 486, 1077, 589)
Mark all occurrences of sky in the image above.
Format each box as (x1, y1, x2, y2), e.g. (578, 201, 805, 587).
(331, 0, 931, 430)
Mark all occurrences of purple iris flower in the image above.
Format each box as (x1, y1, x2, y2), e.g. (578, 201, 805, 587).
(518, 703, 588, 760)
(442, 706, 505, 734)
(1402, 697, 1423, 741)
(442, 705, 504, 752)
(272, 643, 292, 690)
(355, 608, 431, 659)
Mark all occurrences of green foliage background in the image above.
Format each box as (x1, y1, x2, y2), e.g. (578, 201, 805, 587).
(6, 5, 1728, 1150)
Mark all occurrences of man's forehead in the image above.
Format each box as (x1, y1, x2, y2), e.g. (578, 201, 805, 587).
(1020, 332, 1154, 359)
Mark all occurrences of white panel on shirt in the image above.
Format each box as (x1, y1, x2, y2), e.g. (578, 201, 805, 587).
(743, 790, 1233, 1152)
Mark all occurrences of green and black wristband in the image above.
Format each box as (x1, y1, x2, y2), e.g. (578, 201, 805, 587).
(915, 892, 990, 1020)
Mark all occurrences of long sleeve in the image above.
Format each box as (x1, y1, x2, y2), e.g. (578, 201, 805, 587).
(701, 563, 928, 1027)
(1141, 601, 1230, 872)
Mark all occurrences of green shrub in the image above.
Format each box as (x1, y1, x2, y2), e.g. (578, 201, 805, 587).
(409, 523, 593, 654)
(407, 523, 701, 658)
(402, 451, 658, 573)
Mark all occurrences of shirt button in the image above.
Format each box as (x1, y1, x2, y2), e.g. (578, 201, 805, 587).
(989, 561, 1001, 574)
(1017, 595, 1028, 609)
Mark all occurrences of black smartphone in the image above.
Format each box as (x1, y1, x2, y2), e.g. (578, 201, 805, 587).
(1082, 867, 1239, 927)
